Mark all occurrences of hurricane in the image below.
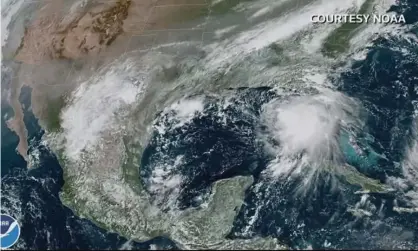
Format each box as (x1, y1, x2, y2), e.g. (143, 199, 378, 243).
(1, 0, 418, 249)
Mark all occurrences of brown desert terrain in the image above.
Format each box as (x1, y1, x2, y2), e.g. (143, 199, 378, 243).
(8, 0, 210, 166)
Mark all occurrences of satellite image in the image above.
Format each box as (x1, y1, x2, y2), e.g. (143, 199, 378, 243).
(1, 0, 417, 249)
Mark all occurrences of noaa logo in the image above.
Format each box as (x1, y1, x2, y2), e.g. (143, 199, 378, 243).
(0, 214, 20, 249)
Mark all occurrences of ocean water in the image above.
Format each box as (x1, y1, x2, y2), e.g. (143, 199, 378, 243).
(227, 3, 418, 248)
(141, 1, 418, 249)
(0, 87, 177, 250)
(1, 0, 418, 250)
(141, 87, 278, 210)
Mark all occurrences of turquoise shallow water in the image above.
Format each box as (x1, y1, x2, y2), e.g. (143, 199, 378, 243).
(1, 0, 418, 249)
(339, 130, 381, 171)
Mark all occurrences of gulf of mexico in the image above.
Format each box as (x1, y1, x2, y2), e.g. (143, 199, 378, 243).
(0, 85, 177, 250)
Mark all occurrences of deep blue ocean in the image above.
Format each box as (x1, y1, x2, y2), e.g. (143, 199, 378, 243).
(1, 1, 418, 249)
(0, 86, 177, 250)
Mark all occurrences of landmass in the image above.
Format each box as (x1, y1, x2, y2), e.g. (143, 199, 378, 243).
(3, 0, 401, 249)
(4, 0, 286, 249)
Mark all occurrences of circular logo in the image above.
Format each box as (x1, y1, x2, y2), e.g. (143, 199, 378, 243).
(0, 214, 20, 249)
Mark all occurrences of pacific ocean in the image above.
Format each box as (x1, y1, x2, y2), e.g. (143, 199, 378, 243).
(1, 0, 417, 249)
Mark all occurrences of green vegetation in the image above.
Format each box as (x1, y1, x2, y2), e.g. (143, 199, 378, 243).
(341, 164, 388, 193)
(322, 0, 376, 57)
(211, 0, 252, 15)
(121, 137, 145, 194)
(173, 175, 286, 249)
(45, 96, 67, 132)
